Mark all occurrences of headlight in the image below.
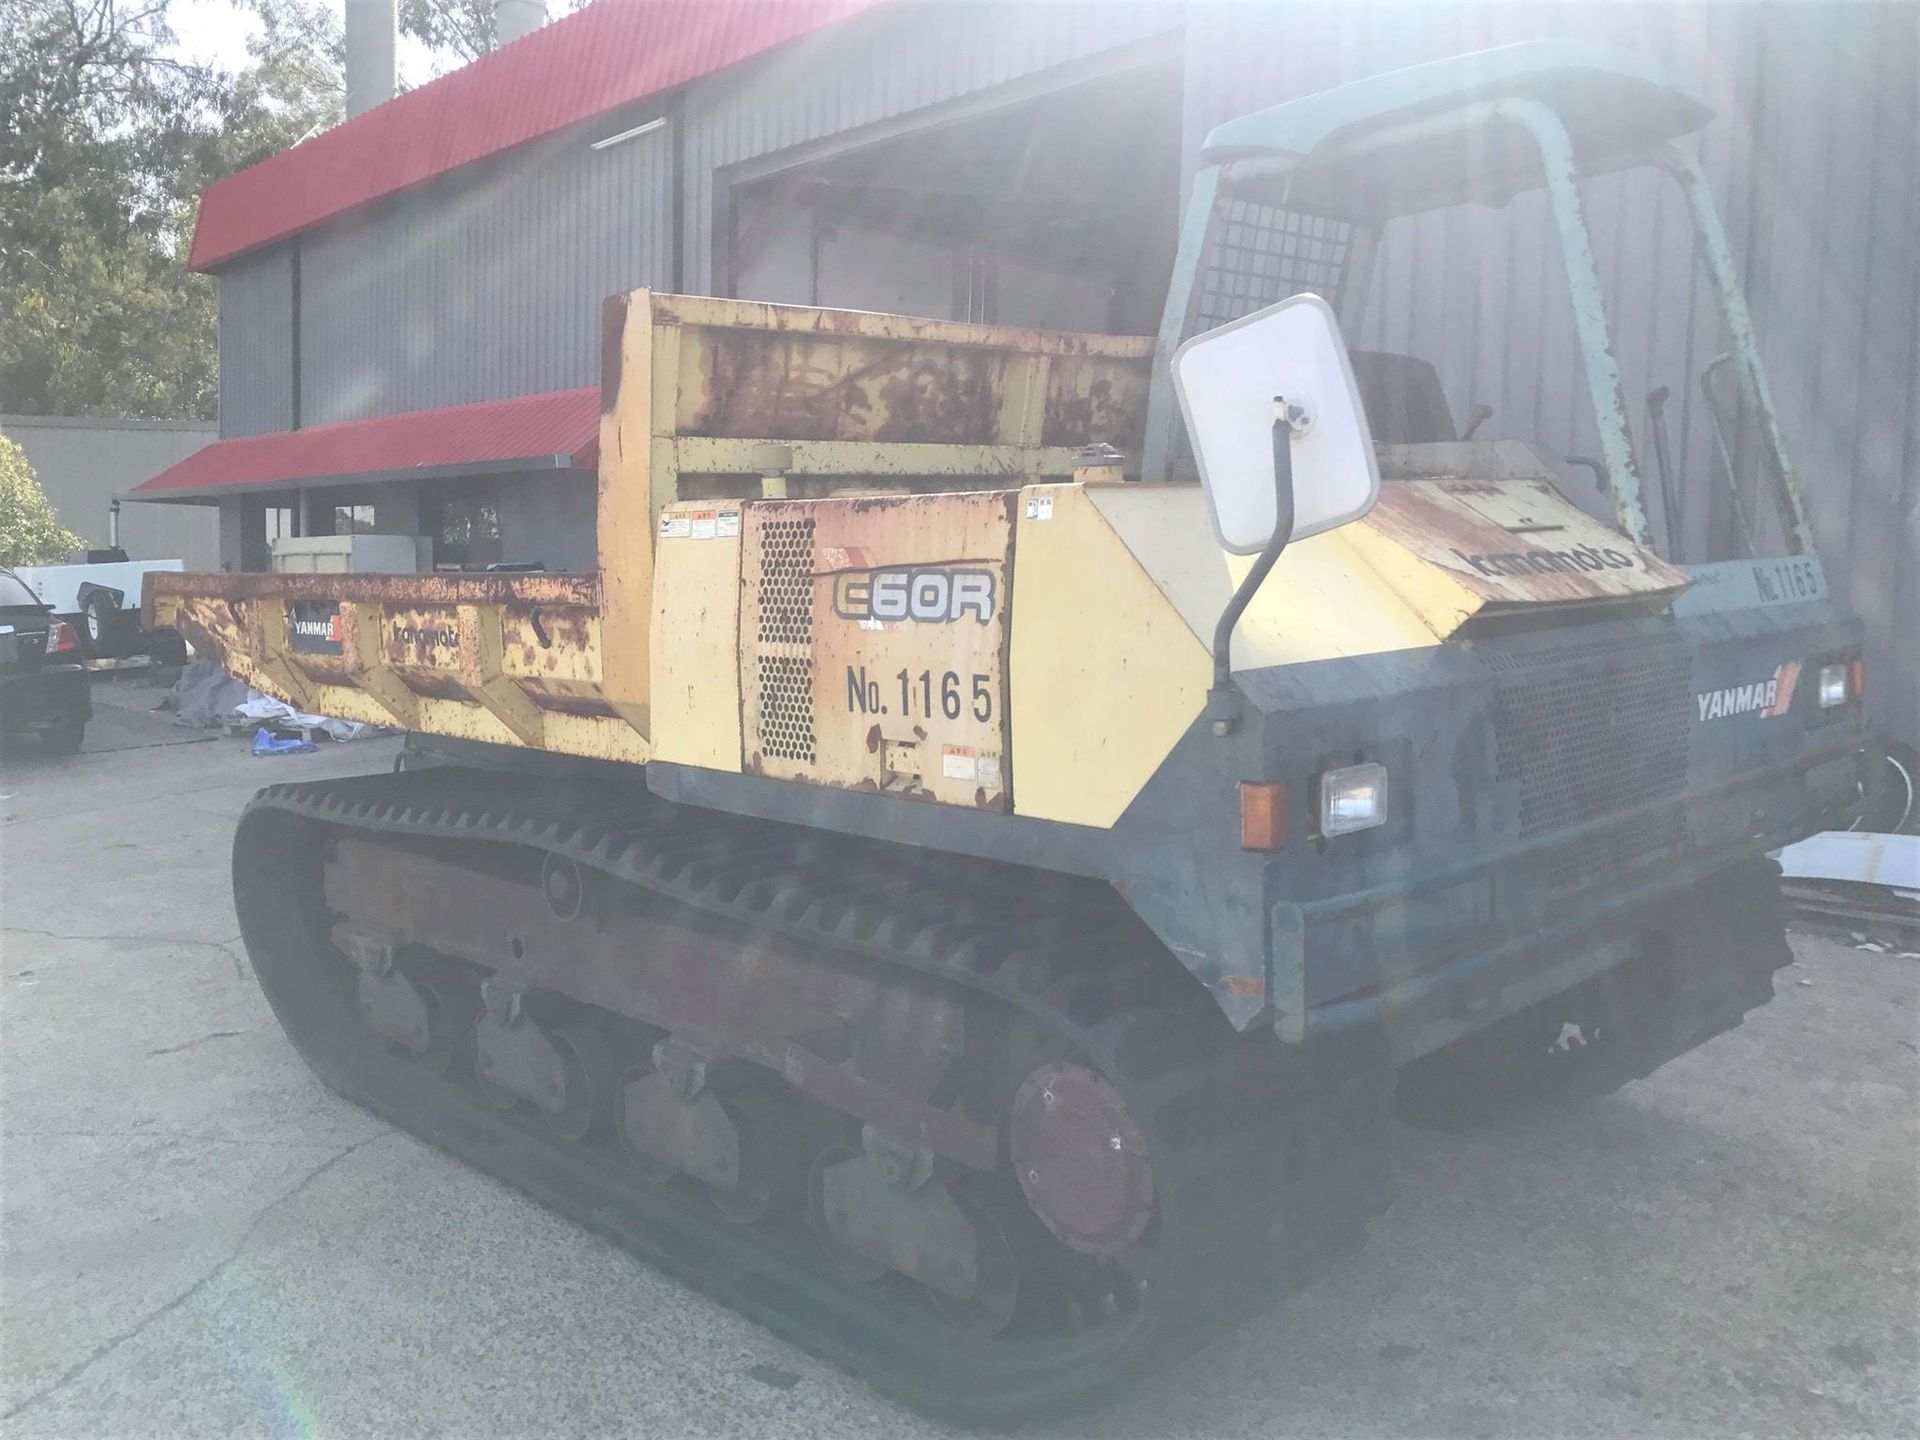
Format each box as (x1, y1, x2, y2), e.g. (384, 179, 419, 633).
(1818, 663, 1850, 709)
(1320, 762, 1388, 836)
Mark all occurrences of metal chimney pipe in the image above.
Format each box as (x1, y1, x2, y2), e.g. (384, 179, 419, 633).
(495, 0, 547, 48)
(344, 0, 397, 117)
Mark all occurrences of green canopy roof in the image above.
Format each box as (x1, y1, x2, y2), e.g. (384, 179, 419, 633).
(1201, 40, 1711, 218)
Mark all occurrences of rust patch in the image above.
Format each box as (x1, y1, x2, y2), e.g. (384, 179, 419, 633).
(148, 571, 598, 609)
(1363, 479, 1688, 607)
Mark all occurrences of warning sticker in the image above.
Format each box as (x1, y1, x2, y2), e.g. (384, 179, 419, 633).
(941, 745, 976, 781)
(659, 515, 691, 539)
(976, 754, 1003, 790)
(717, 510, 741, 539)
(1024, 494, 1055, 522)
(690, 509, 718, 540)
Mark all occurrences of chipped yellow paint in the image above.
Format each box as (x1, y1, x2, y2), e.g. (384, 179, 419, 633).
(149, 291, 1686, 821)
(1008, 485, 1211, 828)
(1087, 485, 1444, 671)
(651, 499, 745, 772)
(595, 293, 660, 739)
(740, 492, 1015, 809)
(1343, 477, 1689, 630)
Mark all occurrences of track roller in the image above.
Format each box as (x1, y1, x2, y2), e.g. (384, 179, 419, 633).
(620, 1041, 798, 1223)
(808, 1127, 1021, 1336)
(469, 978, 613, 1138)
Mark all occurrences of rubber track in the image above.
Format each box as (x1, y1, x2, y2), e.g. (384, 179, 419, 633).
(232, 767, 1388, 1423)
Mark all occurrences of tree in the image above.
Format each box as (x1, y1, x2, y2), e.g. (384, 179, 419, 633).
(0, 432, 83, 565)
(399, 0, 585, 69)
(0, 0, 342, 420)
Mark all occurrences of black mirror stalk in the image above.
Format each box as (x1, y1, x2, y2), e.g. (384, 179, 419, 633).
(1208, 398, 1299, 737)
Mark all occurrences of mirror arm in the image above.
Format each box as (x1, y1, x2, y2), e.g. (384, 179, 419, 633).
(1207, 407, 1297, 737)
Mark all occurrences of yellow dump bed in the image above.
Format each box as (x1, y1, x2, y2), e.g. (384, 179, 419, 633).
(147, 292, 1687, 770)
(145, 292, 1153, 764)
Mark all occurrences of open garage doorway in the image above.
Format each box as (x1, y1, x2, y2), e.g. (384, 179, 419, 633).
(723, 58, 1184, 336)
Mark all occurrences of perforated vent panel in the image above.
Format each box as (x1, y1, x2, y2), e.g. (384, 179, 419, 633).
(1192, 200, 1353, 336)
(1492, 653, 1692, 840)
(754, 517, 815, 763)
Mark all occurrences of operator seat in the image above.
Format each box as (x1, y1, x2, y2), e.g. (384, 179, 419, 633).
(1348, 351, 1457, 444)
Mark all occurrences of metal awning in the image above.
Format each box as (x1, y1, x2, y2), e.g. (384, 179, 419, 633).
(131, 388, 601, 502)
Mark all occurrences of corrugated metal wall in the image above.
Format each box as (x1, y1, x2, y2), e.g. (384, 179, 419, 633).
(216, 246, 294, 437)
(1184, 0, 1918, 746)
(295, 108, 675, 426)
(207, 0, 1914, 741)
(679, 0, 1183, 294)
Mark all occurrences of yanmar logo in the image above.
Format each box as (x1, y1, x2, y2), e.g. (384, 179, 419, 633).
(1696, 662, 1800, 722)
(290, 612, 341, 642)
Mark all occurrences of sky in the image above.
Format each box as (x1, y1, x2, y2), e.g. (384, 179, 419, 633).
(167, 0, 443, 85)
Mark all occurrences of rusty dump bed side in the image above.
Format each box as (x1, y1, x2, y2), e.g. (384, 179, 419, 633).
(144, 569, 634, 757)
(145, 293, 1155, 765)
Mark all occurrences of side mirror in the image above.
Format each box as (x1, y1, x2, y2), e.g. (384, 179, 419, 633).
(1172, 293, 1379, 554)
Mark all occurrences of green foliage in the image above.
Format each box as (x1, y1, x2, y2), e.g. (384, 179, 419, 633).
(399, 0, 586, 68)
(0, 432, 84, 566)
(0, 0, 343, 420)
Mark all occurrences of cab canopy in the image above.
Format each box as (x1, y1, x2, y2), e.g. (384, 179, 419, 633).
(1200, 40, 1711, 219)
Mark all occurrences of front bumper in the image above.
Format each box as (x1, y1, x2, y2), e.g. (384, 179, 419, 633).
(0, 664, 92, 734)
(1292, 735, 1865, 1062)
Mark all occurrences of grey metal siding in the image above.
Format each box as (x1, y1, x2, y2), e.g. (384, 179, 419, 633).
(216, 245, 294, 437)
(296, 110, 675, 426)
(681, 0, 1184, 295)
(203, 0, 1913, 742)
(1184, 0, 1918, 746)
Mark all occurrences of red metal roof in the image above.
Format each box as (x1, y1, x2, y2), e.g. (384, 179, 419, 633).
(133, 388, 602, 499)
(188, 0, 883, 272)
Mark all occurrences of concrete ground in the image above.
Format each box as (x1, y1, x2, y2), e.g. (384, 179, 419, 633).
(2, 676, 1915, 1439)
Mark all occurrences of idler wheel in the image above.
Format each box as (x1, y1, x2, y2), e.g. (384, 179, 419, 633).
(1010, 1062, 1153, 1257)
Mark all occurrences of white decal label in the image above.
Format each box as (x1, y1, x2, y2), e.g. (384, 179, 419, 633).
(941, 745, 976, 781)
(1024, 494, 1054, 521)
(659, 515, 691, 539)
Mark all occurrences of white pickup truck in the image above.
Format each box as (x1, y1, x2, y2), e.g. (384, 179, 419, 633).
(10, 554, 187, 661)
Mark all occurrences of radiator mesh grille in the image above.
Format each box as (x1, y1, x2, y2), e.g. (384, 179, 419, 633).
(754, 517, 815, 764)
(1492, 653, 1691, 840)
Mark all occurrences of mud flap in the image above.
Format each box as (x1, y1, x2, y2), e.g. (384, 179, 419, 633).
(1636, 856, 1793, 1064)
(1276, 1019, 1397, 1271)
(1398, 857, 1792, 1129)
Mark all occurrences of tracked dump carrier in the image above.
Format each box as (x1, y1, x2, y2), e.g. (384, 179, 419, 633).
(149, 44, 1866, 1419)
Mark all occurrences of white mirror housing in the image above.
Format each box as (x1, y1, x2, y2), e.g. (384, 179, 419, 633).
(1172, 293, 1380, 555)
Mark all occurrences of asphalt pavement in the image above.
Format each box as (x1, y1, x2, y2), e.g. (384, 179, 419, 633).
(1, 675, 1914, 1439)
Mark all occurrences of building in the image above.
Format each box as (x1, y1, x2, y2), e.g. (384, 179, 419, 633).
(133, 0, 1918, 745)
(5, 415, 220, 570)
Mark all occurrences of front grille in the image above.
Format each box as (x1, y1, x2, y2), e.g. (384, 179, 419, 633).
(1492, 650, 1692, 839)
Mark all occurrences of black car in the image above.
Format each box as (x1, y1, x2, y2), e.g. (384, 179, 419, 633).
(0, 566, 90, 755)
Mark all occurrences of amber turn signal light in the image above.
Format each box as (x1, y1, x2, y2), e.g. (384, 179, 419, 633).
(1239, 781, 1287, 850)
